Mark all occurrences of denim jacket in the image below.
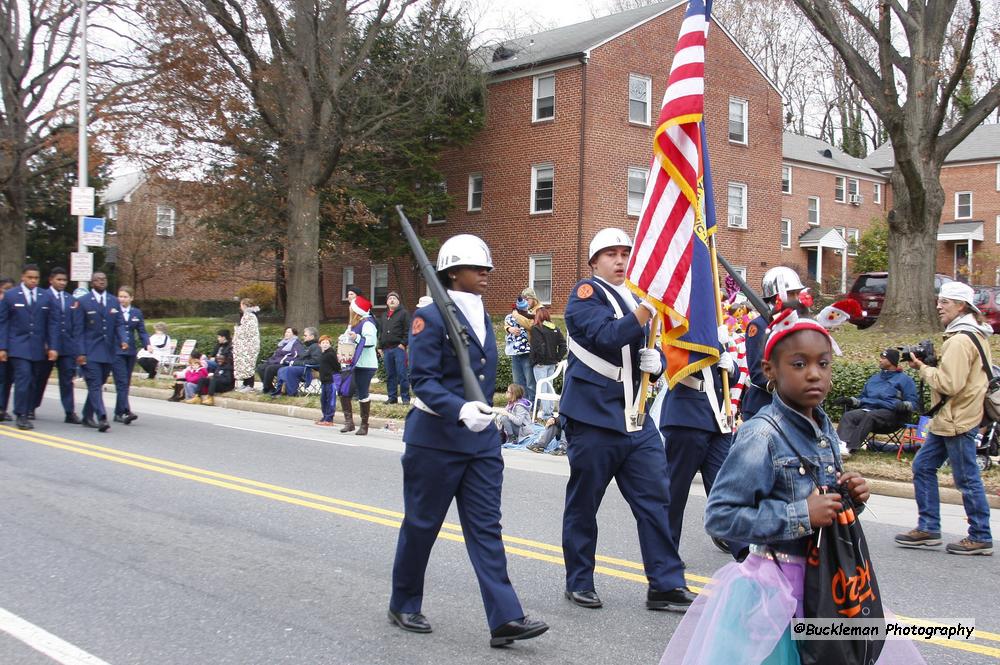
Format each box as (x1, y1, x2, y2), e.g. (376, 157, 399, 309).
(705, 393, 844, 556)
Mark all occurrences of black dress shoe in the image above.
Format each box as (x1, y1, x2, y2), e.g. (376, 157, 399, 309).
(81, 417, 99, 429)
(65, 413, 82, 424)
(489, 617, 549, 648)
(97, 418, 111, 433)
(647, 587, 696, 612)
(26, 410, 35, 420)
(387, 609, 432, 634)
(564, 589, 603, 608)
(0, 411, 10, 422)
(16, 416, 34, 430)
(124, 412, 138, 424)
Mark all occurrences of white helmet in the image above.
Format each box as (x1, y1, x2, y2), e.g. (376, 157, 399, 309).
(436, 234, 493, 272)
(588, 228, 632, 263)
(761, 266, 805, 300)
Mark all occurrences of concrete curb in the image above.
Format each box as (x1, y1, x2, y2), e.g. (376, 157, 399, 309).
(111, 384, 1000, 509)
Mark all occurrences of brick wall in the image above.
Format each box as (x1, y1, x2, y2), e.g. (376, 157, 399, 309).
(935, 162, 1000, 285)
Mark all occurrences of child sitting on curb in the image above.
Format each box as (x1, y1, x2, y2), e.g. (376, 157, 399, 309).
(497, 383, 532, 444)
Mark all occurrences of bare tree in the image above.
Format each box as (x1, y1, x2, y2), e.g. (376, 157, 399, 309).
(790, 0, 1000, 329)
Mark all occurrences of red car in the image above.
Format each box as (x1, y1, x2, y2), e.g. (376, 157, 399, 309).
(842, 272, 954, 329)
(973, 286, 1000, 333)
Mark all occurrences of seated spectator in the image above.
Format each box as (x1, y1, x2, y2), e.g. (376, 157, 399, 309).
(256, 327, 304, 393)
(835, 347, 919, 455)
(314, 335, 342, 426)
(194, 329, 235, 406)
(496, 383, 532, 444)
(527, 413, 568, 455)
(137, 322, 172, 379)
(273, 327, 322, 397)
(178, 351, 208, 402)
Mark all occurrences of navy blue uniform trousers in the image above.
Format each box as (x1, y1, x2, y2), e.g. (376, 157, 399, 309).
(390, 445, 523, 631)
(82, 362, 112, 420)
(34, 355, 77, 415)
(562, 417, 685, 593)
(9, 358, 39, 416)
(660, 425, 745, 556)
(112, 354, 137, 415)
(0, 360, 12, 412)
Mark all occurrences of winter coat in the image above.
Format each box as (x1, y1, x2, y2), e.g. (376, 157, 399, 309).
(919, 314, 994, 436)
(377, 306, 411, 348)
(529, 321, 567, 366)
(233, 309, 260, 380)
(318, 347, 341, 383)
(292, 338, 323, 366)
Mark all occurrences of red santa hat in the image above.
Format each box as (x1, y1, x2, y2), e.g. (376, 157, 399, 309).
(816, 299, 865, 329)
(763, 308, 836, 361)
(350, 295, 372, 317)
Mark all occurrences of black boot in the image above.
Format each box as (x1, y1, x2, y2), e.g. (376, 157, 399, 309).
(339, 397, 355, 433)
(168, 383, 184, 402)
(356, 401, 370, 436)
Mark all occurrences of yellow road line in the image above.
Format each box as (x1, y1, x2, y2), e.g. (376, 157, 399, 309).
(5, 427, 999, 657)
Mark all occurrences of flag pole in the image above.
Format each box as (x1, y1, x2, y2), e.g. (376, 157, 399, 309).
(708, 233, 732, 427)
(635, 310, 661, 427)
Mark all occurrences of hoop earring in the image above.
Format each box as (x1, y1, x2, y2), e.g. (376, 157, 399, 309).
(766, 379, 776, 394)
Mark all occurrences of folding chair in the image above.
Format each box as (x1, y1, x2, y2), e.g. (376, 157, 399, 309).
(532, 359, 567, 422)
(159, 339, 196, 376)
(897, 416, 930, 460)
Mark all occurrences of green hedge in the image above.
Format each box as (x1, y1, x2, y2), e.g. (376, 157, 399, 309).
(824, 361, 928, 421)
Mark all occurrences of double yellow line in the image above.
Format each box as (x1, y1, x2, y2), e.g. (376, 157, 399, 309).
(2, 425, 999, 659)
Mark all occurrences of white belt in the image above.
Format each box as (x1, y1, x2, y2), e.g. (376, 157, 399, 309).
(679, 375, 704, 391)
(566, 335, 622, 382)
(411, 396, 439, 417)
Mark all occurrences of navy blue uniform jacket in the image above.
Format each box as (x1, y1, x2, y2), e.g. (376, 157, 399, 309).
(117, 307, 151, 356)
(404, 302, 499, 453)
(47, 289, 81, 358)
(78, 293, 127, 365)
(740, 314, 769, 417)
(0, 288, 59, 360)
(661, 361, 727, 432)
(561, 277, 664, 434)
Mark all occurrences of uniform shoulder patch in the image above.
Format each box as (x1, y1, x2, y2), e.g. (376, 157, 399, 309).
(576, 283, 594, 299)
(411, 317, 425, 335)
(70, 302, 79, 309)
(747, 323, 758, 338)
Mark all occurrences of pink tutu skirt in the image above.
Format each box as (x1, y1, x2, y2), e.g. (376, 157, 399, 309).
(659, 553, 927, 665)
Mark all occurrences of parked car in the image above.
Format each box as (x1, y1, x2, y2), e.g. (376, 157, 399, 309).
(842, 271, 954, 329)
(973, 286, 1000, 333)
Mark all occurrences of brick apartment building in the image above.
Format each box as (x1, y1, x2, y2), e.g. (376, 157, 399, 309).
(351, 0, 785, 314)
(866, 123, 1000, 286)
(101, 172, 271, 302)
(781, 133, 889, 294)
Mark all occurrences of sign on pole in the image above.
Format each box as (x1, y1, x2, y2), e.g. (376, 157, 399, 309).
(70, 186, 95, 217)
(70, 252, 94, 282)
(81, 216, 105, 247)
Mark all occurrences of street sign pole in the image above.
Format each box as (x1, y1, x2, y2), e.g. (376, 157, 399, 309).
(76, 0, 90, 291)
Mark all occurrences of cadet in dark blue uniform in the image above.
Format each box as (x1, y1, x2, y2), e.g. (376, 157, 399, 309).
(111, 286, 150, 424)
(32, 267, 84, 423)
(0, 265, 59, 430)
(740, 266, 806, 420)
(560, 228, 692, 612)
(0, 276, 16, 422)
(388, 234, 548, 648)
(77, 272, 128, 432)
(659, 336, 747, 561)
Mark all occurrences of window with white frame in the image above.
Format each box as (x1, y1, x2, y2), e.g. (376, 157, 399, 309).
(996, 163, 999, 191)
(341, 267, 354, 301)
(728, 98, 747, 144)
(428, 181, 447, 224)
(732, 266, 748, 282)
(780, 219, 791, 248)
(531, 164, 554, 213)
(727, 183, 747, 228)
(533, 74, 555, 121)
(155, 205, 175, 236)
(846, 228, 860, 256)
(834, 177, 846, 203)
(628, 74, 651, 125)
(781, 166, 792, 194)
(848, 178, 859, 199)
(807, 197, 820, 225)
(467, 173, 483, 211)
(873, 182, 881, 204)
(627, 167, 648, 216)
(996, 215, 1000, 244)
(955, 191, 972, 219)
(371, 264, 388, 306)
(106, 203, 118, 220)
(529, 255, 553, 304)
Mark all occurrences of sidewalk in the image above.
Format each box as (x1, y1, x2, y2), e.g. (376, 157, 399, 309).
(106, 383, 999, 509)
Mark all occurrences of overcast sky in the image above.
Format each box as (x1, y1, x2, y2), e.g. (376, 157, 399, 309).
(465, 0, 616, 43)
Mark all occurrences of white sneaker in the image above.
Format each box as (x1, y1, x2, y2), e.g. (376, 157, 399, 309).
(839, 441, 852, 458)
(237, 386, 254, 393)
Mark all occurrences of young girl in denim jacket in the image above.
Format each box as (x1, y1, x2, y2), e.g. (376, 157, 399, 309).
(660, 312, 925, 665)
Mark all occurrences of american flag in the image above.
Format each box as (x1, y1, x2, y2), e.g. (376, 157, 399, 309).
(626, 0, 720, 387)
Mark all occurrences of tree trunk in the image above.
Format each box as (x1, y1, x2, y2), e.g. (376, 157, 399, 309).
(876, 164, 944, 330)
(0, 181, 27, 278)
(284, 157, 321, 329)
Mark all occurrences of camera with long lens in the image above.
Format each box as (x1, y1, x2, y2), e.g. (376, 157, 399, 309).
(897, 339, 937, 366)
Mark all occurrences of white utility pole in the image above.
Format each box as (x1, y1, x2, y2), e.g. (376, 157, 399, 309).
(76, 0, 90, 290)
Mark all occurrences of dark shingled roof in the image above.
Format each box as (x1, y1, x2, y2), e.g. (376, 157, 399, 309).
(783, 132, 884, 179)
(865, 123, 1000, 170)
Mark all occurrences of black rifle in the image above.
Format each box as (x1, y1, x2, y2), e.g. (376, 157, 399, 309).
(717, 252, 772, 323)
(396, 205, 488, 403)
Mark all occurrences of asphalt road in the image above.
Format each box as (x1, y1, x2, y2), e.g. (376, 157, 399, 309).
(0, 390, 998, 665)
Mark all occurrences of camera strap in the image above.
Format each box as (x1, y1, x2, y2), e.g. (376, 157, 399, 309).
(960, 331, 996, 385)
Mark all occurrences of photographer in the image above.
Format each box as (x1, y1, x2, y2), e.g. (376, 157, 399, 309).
(834, 348, 918, 455)
(895, 282, 993, 556)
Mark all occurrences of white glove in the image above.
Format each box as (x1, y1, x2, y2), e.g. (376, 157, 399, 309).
(459, 401, 495, 432)
(718, 324, 731, 346)
(638, 348, 662, 374)
(717, 351, 736, 374)
(639, 300, 657, 316)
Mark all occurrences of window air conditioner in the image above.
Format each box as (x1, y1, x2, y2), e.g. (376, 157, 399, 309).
(849, 194, 862, 205)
